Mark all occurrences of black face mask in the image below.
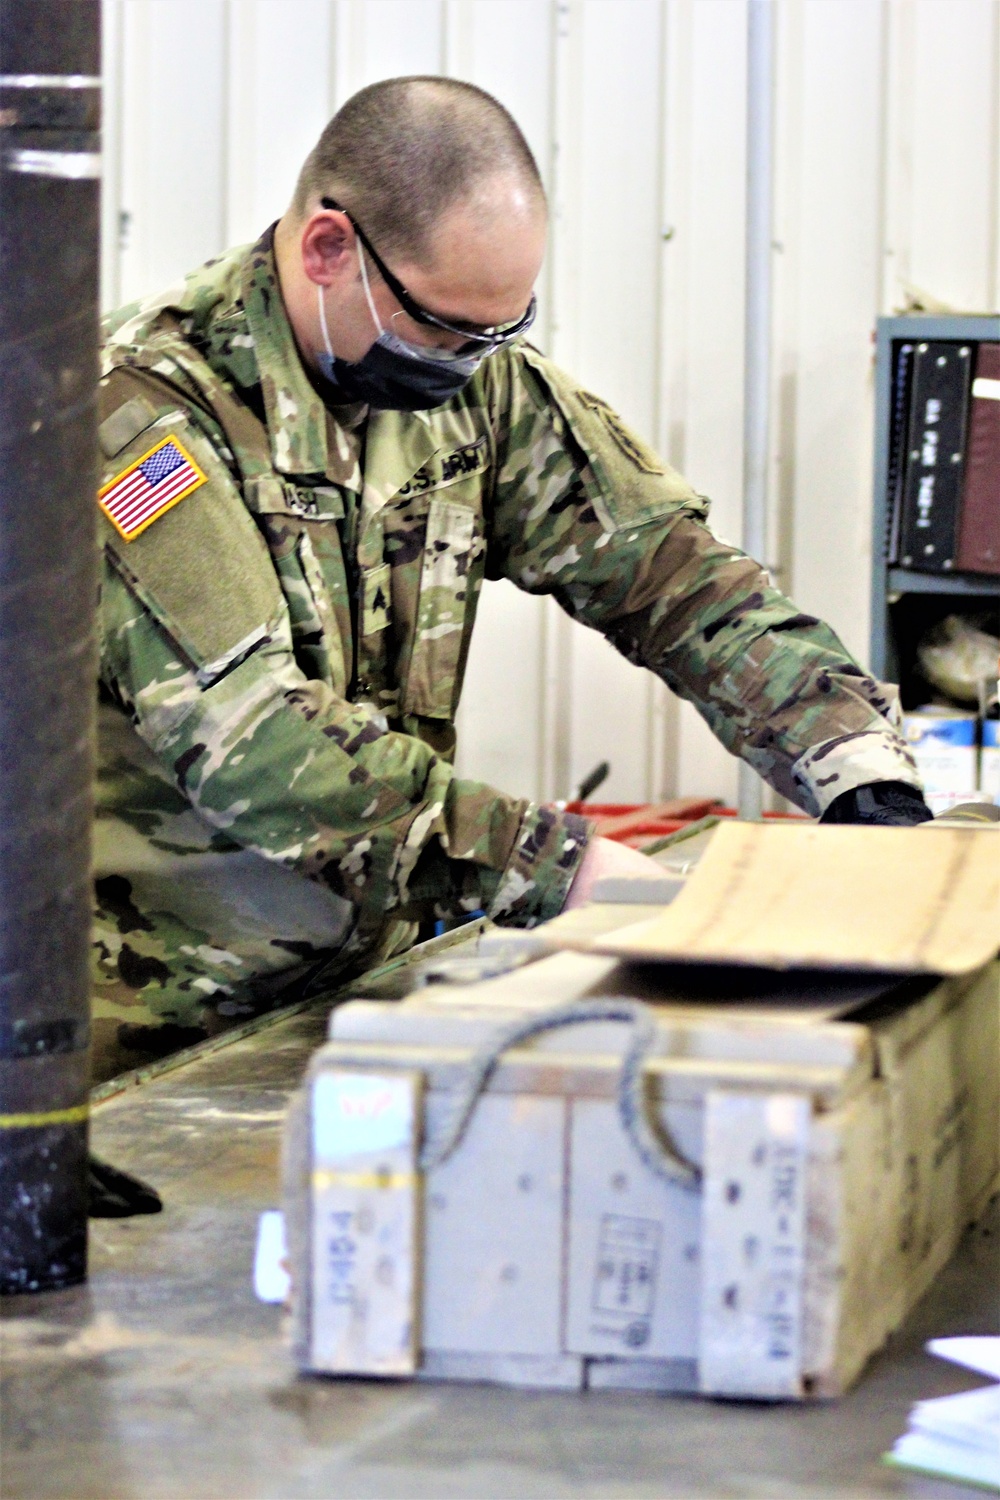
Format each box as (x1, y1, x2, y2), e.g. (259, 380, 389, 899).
(317, 341, 482, 411)
(316, 282, 483, 412)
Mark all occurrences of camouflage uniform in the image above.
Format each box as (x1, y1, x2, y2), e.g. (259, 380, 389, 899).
(92, 228, 919, 1080)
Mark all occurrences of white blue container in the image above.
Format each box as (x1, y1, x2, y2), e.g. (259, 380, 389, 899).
(902, 708, 978, 810)
(980, 718, 1000, 805)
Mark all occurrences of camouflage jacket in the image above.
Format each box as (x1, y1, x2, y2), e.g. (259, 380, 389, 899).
(95, 228, 918, 992)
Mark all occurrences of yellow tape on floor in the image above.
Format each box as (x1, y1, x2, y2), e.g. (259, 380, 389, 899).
(0, 1103, 90, 1129)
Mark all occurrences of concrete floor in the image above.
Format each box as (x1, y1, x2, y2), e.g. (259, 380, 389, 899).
(2, 959, 997, 1500)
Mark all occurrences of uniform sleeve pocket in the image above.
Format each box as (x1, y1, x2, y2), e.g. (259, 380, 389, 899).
(99, 409, 285, 683)
(519, 345, 708, 533)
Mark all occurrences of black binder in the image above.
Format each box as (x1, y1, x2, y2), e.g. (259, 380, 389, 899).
(885, 340, 915, 564)
(898, 341, 973, 573)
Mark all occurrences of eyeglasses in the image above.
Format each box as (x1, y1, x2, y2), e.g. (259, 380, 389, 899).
(320, 196, 536, 352)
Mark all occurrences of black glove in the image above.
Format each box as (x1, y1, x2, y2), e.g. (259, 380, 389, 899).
(820, 781, 933, 827)
(88, 1154, 162, 1218)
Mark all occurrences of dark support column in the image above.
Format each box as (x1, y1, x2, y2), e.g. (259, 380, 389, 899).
(0, 0, 100, 1294)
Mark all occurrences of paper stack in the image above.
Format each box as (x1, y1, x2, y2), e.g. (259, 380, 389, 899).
(885, 1337, 1000, 1491)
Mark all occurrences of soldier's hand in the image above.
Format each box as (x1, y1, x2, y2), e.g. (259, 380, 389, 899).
(563, 835, 665, 910)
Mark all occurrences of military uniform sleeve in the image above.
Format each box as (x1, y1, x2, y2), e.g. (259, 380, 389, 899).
(97, 368, 588, 958)
(486, 346, 920, 816)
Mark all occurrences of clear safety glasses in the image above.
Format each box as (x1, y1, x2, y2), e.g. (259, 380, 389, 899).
(320, 196, 537, 354)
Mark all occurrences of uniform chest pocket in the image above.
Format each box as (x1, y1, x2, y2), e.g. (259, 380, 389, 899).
(402, 497, 481, 720)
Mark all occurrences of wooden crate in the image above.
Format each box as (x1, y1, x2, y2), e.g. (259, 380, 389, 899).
(283, 953, 999, 1399)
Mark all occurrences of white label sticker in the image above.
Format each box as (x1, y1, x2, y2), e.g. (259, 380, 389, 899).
(310, 1069, 421, 1375)
(253, 1210, 290, 1304)
(313, 1071, 416, 1159)
(592, 1215, 662, 1319)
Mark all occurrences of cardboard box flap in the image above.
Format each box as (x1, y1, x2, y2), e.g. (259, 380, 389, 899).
(553, 822, 999, 975)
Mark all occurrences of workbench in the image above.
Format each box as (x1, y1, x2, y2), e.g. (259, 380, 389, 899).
(2, 928, 997, 1500)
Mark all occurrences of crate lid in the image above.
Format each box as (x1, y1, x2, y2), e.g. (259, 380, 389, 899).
(553, 822, 998, 976)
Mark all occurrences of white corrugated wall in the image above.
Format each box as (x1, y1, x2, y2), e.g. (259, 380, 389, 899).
(100, 0, 1000, 807)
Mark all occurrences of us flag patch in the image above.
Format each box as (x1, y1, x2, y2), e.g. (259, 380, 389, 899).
(98, 435, 207, 541)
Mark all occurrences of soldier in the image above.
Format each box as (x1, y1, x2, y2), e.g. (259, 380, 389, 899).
(92, 76, 929, 1082)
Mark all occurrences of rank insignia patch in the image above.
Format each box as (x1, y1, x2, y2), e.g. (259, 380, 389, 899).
(98, 435, 207, 541)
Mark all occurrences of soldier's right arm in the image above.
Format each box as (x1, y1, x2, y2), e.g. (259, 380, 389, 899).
(97, 370, 588, 958)
(484, 346, 920, 818)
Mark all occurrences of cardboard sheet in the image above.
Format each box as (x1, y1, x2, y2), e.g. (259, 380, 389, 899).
(558, 822, 999, 975)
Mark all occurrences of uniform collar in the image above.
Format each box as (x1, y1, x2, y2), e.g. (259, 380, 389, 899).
(240, 227, 336, 480)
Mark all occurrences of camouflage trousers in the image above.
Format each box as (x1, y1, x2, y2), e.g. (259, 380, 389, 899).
(91, 705, 415, 1085)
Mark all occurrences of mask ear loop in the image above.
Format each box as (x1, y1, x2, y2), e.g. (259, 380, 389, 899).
(316, 282, 336, 360)
(357, 239, 435, 363)
(315, 241, 388, 364)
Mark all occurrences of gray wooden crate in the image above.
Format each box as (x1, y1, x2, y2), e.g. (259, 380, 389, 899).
(284, 956, 999, 1398)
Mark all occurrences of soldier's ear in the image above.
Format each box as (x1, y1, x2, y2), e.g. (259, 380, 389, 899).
(301, 209, 355, 286)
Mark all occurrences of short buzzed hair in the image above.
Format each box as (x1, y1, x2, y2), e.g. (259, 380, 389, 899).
(293, 76, 545, 265)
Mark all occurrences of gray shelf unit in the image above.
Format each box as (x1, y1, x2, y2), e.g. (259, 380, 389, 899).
(870, 313, 1000, 688)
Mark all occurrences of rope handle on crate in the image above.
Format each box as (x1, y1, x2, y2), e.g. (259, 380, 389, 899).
(419, 998, 702, 1192)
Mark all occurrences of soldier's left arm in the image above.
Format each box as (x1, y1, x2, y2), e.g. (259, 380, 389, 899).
(484, 346, 920, 817)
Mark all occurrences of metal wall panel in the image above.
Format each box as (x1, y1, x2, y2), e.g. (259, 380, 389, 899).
(225, 0, 334, 247)
(782, 0, 885, 665)
(333, 0, 443, 96)
(100, 0, 1000, 807)
(116, 0, 227, 303)
(439, 0, 557, 803)
(555, 0, 667, 804)
(668, 0, 748, 808)
(906, 0, 999, 312)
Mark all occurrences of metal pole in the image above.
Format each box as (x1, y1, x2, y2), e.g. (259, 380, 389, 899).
(0, 0, 100, 1293)
(737, 0, 774, 822)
